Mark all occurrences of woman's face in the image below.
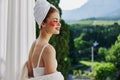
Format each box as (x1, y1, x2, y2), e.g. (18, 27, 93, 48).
(42, 11, 61, 34)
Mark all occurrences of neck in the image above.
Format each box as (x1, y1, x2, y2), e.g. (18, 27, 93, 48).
(37, 30, 52, 44)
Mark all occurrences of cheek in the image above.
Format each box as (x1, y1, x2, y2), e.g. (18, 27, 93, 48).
(49, 21, 56, 27)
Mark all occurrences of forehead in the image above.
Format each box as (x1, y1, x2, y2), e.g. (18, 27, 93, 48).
(48, 12, 60, 20)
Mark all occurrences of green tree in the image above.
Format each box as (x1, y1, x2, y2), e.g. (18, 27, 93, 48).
(98, 47, 107, 61)
(69, 29, 77, 65)
(106, 34, 120, 69)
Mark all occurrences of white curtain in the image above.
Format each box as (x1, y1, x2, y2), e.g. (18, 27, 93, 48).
(0, 0, 35, 80)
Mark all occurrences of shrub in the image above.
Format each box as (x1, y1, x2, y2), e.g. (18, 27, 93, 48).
(92, 63, 116, 80)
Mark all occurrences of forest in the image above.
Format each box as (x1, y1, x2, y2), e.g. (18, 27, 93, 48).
(69, 21, 120, 80)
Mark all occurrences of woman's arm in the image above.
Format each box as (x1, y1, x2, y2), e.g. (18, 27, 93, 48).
(27, 41, 36, 77)
(26, 60, 33, 77)
(43, 45, 57, 74)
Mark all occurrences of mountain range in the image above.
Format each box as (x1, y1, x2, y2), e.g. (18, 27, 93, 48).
(61, 0, 120, 22)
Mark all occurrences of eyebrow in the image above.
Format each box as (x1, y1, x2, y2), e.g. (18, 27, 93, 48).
(53, 18, 60, 21)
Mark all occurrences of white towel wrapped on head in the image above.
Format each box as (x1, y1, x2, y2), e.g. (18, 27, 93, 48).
(34, 0, 50, 28)
(34, 0, 58, 29)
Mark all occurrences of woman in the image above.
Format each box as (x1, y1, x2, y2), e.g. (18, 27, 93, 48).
(20, 0, 64, 80)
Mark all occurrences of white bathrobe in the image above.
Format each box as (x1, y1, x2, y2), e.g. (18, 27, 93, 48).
(20, 63, 64, 80)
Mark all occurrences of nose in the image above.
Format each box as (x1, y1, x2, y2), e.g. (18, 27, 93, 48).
(57, 22, 61, 27)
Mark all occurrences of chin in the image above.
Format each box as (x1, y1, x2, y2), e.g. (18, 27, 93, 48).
(54, 31, 60, 34)
(54, 33, 60, 35)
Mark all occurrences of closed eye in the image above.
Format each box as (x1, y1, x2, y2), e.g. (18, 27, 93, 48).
(54, 20, 58, 22)
(53, 18, 60, 23)
(53, 20, 60, 23)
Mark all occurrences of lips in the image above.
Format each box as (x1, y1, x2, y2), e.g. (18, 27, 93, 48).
(56, 27, 60, 31)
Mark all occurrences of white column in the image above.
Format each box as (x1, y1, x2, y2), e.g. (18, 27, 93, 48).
(0, 0, 8, 61)
(0, 0, 8, 80)
(5, 0, 35, 80)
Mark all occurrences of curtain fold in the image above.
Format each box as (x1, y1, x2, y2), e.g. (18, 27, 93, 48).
(0, 0, 35, 80)
(0, 0, 8, 80)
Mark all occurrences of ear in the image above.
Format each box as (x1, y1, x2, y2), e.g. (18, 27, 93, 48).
(41, 22, 46, 28)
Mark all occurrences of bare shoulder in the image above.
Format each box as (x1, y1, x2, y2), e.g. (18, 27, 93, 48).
(30, 40, 36, 53)
(31, 40, 36, 48)
(42, 44, 56, 61)
(44, 44, 56, 55)
(28, 40, 36, 58)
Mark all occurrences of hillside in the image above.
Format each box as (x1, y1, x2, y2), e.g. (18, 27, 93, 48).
(62, 0, 120, 23)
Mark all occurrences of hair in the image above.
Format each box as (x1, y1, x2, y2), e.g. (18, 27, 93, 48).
(43, 7, 59, 23)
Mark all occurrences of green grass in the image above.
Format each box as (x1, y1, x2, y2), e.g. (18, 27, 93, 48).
(118, 20, 120, 24)
(92, 20, 120, 25)
(69, 20, 93, 25)
(69, 20, 120, 26)
(79, 60, 100, 66)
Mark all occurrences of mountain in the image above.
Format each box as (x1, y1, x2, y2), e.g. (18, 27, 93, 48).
(61, 0, 120, 22)
(84, 8, 120, 21)
(102, 8, 120, 20)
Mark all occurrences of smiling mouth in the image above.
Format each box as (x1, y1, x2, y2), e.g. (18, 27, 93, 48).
(56, 27, 60, 31)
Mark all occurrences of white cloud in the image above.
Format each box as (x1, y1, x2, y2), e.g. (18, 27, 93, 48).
(59, 0, 88, 10)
